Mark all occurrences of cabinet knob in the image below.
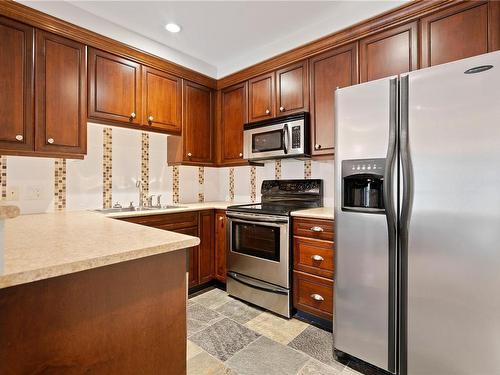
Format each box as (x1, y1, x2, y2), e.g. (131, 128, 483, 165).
(148, 115, 154, 122)
(279, 106, 285, 112)
(47, 138, 54, 144)
(314, 144, 322, 150)
(239, 152, 243, 157)
(311, 255, 324, 261)
(219, 216, 224, 221)
(310, 226, 324, 233)
(265, 109, 270, 114)
(130, 112, 136, 119)
(187, 152, 192, 157)
(15, 134, 23, 141)
(310, 293, 324, 302)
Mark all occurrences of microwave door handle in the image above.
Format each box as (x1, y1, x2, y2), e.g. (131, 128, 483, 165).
(282, 124, 289, 154)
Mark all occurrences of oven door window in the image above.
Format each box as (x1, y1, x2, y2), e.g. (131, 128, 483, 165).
(232, 221, 280, 262)
(252, 129, 283, 153)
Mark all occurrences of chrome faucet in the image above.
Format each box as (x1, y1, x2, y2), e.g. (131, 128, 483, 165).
(136, 180, 144, 208)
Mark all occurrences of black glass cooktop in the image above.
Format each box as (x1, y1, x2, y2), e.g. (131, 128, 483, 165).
(226, 203, 300, 216)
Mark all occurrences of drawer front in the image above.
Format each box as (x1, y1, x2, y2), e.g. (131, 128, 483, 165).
(293, 271, 333, 320)
(119, 211, 199, 230)
(293, 217, 334, 241)
(293, 237, 334, 279)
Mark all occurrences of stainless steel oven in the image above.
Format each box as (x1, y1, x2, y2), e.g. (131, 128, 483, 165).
(243, 112, 310, 161)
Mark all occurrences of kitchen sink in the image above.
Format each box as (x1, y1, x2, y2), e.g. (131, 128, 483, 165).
(94, 205, 186, 214)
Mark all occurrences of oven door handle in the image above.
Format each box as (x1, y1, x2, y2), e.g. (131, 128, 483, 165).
(227, 272, 289, 295)
(282, 123, 289, 154)
(228, 218, 287, 228)
(226, 212, 289, 224)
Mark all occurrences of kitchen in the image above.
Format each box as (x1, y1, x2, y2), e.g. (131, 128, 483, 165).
(0, 1, 499, 374)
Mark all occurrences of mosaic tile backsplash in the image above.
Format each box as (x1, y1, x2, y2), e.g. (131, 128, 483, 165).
(0, 123, 334, 214)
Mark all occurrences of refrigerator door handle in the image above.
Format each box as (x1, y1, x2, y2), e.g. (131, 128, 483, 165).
(398, 74, 412, 375)
(384, 77, 398, 373)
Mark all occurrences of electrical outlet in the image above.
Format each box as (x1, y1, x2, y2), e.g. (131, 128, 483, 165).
(6, 186, 19, 201)
(25, 185, 43, 200)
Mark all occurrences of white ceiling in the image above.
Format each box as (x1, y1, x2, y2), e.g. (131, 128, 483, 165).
(23, 1, 407, 78)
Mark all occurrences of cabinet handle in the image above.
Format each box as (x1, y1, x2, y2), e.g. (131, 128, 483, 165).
(239, 152, 243, 157)
(187, 152, 192, 157)
(314, 144, 322, 150)
(310, 293, 324, 302)
(130, 112, 136, 119)
(311, 255, 324, 261)
(148, 115, 154, 122)
(47, 138, 54, 144)
(279, 106, 285, 112)
(310, 226, 324, 232)
(15, 134, 23, 141)
(265, 109, 270, 114)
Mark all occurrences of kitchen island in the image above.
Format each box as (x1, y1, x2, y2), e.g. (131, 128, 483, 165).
(0, 211, 199, 374)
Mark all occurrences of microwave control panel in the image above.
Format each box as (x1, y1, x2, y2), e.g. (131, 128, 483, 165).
(292, 126, 301, 148)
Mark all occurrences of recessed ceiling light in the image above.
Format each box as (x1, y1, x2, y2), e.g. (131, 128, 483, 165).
(165, 23, 181, 33)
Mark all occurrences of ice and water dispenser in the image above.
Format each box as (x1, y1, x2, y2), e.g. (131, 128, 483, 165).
(341, 158, 386, 213)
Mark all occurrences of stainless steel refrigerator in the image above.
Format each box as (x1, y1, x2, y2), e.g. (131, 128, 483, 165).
(334, 51, 500, 375)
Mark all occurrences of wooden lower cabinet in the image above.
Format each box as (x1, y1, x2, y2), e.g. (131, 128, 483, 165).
(293, 271, 333, 321)
(214, 210, 227, 282)
(292, 217, 334, 321)
(118, 210, 221, 289)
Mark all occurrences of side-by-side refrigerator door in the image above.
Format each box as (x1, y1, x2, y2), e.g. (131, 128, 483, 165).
(401, 51, 500, 375)
(334, 76, 398, 373)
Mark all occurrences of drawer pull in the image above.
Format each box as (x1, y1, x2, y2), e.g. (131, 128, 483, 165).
(310, 293, 324, 301)
(311, 255, 324, 261)
(310, 226, 324, 232)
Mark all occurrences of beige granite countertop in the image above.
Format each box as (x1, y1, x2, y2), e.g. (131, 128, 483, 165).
(0, 211, 199, 289)
(291, 207, 334, 220)
(105, 201, 244, 219)
(0, 205, 20, 220)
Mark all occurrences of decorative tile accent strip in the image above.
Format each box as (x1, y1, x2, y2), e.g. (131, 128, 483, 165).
(250, 166, 257, 203)
(140, 132, 150, 206)
(172, 166, 180, 204)
(54, 158, 67, 211)
(275, 160, 282, 180)
(304, 160, 312, 179)
(229, 168, 235, 202)
(0, 156, 6, 200)
(198, 166, 205, 203)
(103, 127, 113, 209)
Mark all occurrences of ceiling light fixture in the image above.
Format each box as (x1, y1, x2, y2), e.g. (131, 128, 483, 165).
(165, 23, 181, 33)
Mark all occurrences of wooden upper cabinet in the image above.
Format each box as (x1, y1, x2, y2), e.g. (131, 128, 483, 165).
(0, 17, 34, 153)
(35, 30, 86, 155)
(359, 21, 418, 83)
(220, 82, 247, 164)
(248, 72, 275, 122)
(142, 66, 182, 133)
(276, 60, 309, 115)
(183, 81, 213, 163)
(309, 43, 358, 156)
(420, 1, 496, 68)
(88, 48, 141, 126)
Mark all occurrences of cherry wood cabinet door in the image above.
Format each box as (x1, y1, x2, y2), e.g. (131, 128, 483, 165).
(176, 226, 200, 288)
(309, 43, 358, 156)
(420, 2, 493, 68)
(359, 21, 418, 83)
(142, 66, 182, 133)
(220, 82, 247, 164)
(214, 210, 227, 283)
(248, 72, 275, 122)
(35, 30, 86, 155)
(198, 210, 215, 284)
(88, 48, 141, 126)
(276, 60, 309, 116)
(0, 17, 34, 153)
(183, 81, 214, 163)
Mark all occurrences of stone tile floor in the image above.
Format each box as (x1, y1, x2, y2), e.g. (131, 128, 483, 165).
(188, 288, 363, 375)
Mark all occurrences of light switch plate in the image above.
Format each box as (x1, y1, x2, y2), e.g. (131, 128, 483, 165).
(6, 186, 19, 201)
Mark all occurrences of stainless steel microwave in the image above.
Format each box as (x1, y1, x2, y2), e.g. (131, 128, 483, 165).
(243, 112, 310, 161)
